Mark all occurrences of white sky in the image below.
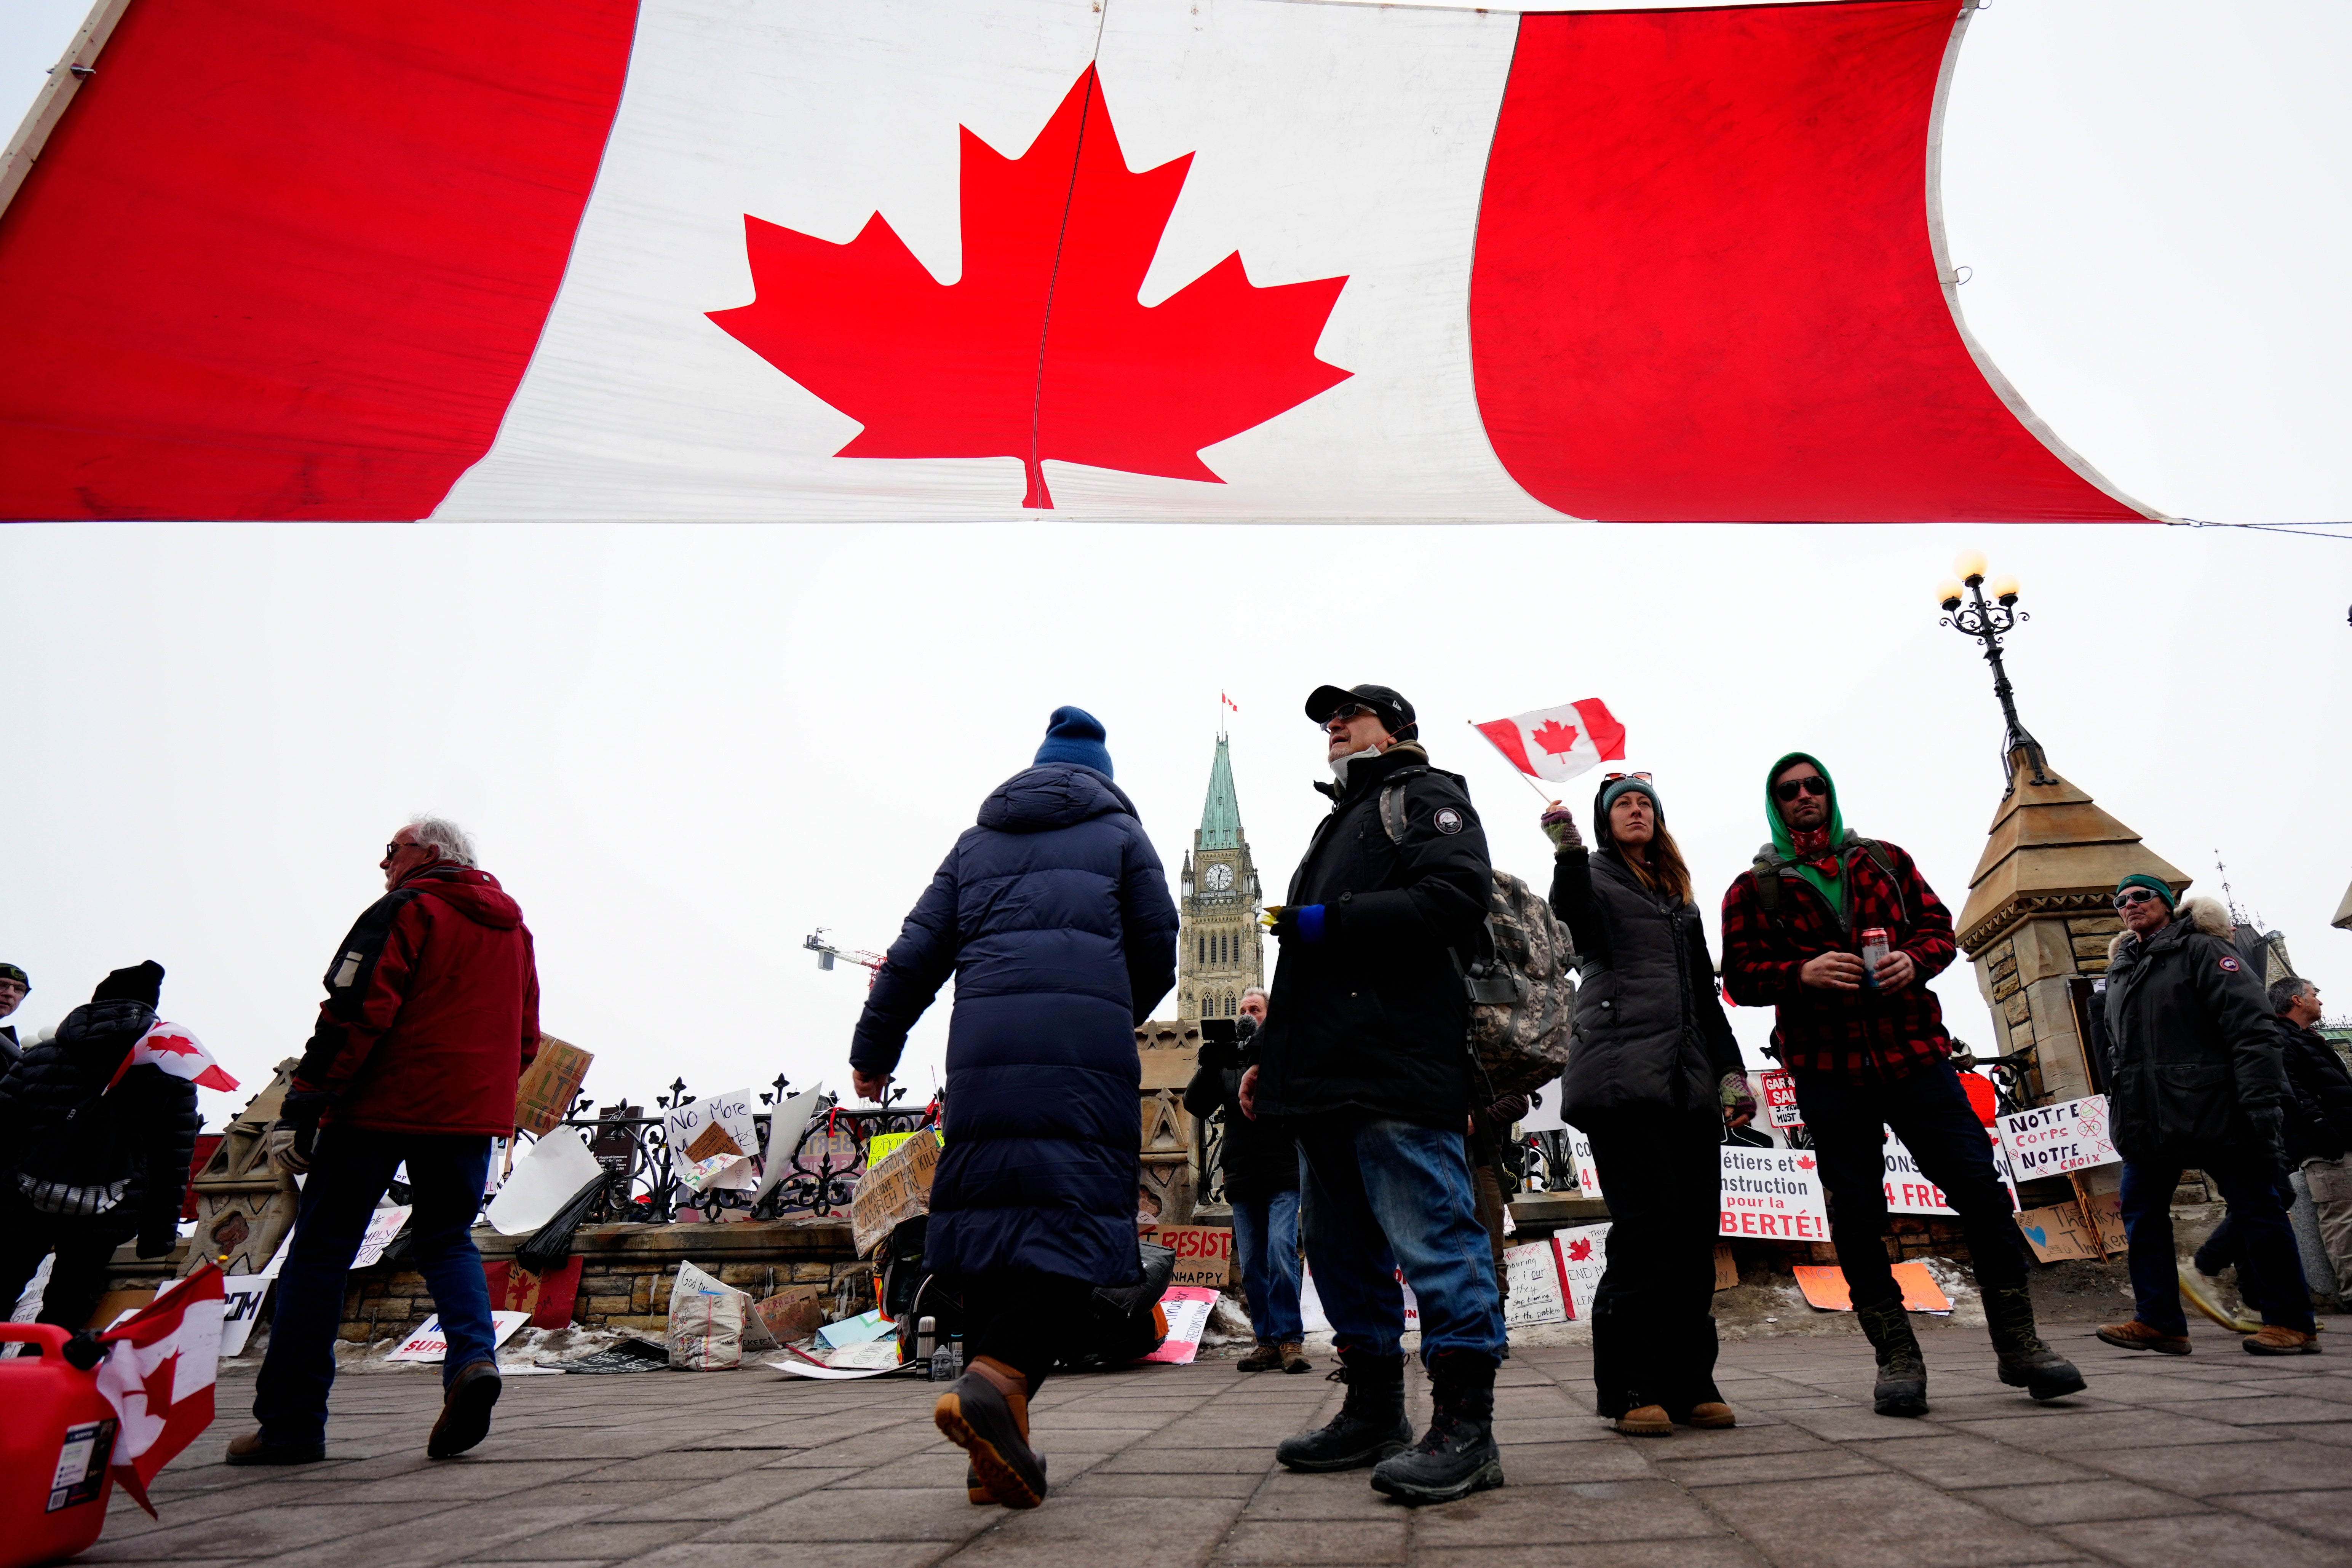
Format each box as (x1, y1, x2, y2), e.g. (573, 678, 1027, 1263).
(3, 2, 2348, 1129)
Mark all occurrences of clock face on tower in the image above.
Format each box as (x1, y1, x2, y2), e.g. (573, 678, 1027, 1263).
(1205, 864, 1234, 892)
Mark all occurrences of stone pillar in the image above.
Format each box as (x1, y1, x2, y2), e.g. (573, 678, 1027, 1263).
(1956, 751, 2188, 1105)
(1134, 1020, 1202, 1225)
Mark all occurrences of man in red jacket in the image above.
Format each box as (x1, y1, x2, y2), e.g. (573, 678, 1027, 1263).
(230, 817, 540, 1466)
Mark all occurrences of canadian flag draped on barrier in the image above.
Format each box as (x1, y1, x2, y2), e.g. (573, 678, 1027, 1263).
(94, 1265, 227, 1516)
(1473, 701, 1628, 785)
(104, 1022, 240, 1095)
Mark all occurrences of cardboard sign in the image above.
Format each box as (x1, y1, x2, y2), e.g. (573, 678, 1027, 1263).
(1555, 1223, 1612, 1318)
(753, 1286, 828, 1345)
(1718, 1145, 1828, 1241)
(1882, 1130, 2018, 1217)
(1140, 1286, 1221, 1364)
(513, 1035, 594, 1137)
(850, 1128, 941, 1256)
(1758, 1069, 1804, 1129)
(2015, 1192, 2127, 1262)
(1144, 1225, 1235, 1291)
(484, 1258, 586, 1328)
(1503, 1240, 1569, 1328)
(385, 1311, 532, 1362)
(1793, 1263, 1951, 1314)
(668, 1087, 760, 1193)
(1999, 1095, 2118, 1180)
(1714, 1242, 1739, 1292)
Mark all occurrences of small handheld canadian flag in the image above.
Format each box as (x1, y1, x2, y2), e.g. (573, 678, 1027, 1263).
(104, 1022, 239, 1095)
(1472, 700, 1628, 786)
(95, 1264, 227, 1516)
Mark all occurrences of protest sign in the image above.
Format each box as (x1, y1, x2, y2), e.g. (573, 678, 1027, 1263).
(484, 1258, 585, 1328)
(1503, 1240, 1569, 1328)
(485, 1130, 604, 1234)
(217, 1276, 272, 1357)
(750, 1083, 826, 1207)
(1555, 1223, 1612, 1318)
(850, 1129, 940, 1256)
(1999, 1095, 2117, 1180)
(1145, 1225, 1235, 1291)
(668, 1087, 760, 1193)
(513, 1034, 594, 1137)
(351, 1204, 412, 1270)
(1718, 1146, 1828, 1242)
(1792, 1263, 1951, 1314)
(385, 1311, 531, 1362)
(753, 1285, 828, 1345)
(1882, 1130, 2017, 1217)
(1758, 1069, 1803, 1129)
(1140, 1286, 1221, 1365)
(1714, 1243, 1739, 1292)
(2014, 1191, 2127, 1262)
(1298, 1266, 1417, 1335)
(1567, 1128, 1602, 1196)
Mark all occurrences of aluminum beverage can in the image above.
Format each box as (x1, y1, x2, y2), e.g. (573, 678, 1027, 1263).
(1860, 927, 1892, 988)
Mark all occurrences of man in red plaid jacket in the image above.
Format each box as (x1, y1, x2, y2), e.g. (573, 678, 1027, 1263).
(1721, 752, 2083, 1417)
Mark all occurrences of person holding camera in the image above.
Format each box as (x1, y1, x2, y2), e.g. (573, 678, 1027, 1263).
(0, 961, 199, 1331)
(1543, 774, 1747, 1435)
(1186, 987, 1307, 1372)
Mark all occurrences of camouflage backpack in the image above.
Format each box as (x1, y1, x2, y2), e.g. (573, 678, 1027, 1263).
(1376, 778, 1577, 1097)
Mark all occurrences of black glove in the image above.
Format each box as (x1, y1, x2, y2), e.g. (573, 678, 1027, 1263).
(276, 1090, 330, 1174)
(2248, 1106, 2287, 1172)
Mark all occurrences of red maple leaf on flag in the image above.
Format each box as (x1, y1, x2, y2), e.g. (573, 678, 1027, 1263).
(141, 1031, 203, 1059)
(1566, 1237, 1593, 1262)
(1530, 719, 1581, 757)
(708, 67, 1352, 508)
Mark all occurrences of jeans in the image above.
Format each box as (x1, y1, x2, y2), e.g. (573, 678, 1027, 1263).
(1584, 1110, 1724, 1418)
(1230, 1187, 1304, 1343)
(1792, 1062, 2028, 1309)
(254, 1130, 496, 1446)
(1295, 1113, 1505, 1364)
(2120, 1149, 2314, 1335)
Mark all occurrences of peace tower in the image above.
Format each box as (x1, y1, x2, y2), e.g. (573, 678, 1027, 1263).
(1178, 733, 1265, 1022)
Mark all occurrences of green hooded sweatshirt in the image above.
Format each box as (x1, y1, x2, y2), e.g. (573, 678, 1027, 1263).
(1765, 751, 1847, 919)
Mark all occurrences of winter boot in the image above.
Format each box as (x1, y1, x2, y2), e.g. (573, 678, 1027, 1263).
(1854, 1300, 1929, 1418)
(967, 1455, 1045, 1504)
(1275, 1347, 1411, 1472)
(1369, 1351, 1506, 1506)
(1985, 1285, 2087, 1400)
(1235, 1340, 1283, 1372)
(935, 1356, 1046, 1508)
(1279, 1341, 1312, 1374)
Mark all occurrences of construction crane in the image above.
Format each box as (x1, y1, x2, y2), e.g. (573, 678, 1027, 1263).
(804, 928, 886, 984)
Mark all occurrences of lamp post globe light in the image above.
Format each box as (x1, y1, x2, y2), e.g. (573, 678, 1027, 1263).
(1937, 549, 2052, 795)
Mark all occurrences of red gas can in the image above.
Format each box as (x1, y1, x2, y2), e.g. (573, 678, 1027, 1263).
(0, 1324, 120, 1568)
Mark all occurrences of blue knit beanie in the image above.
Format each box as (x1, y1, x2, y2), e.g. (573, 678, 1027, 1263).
(1034, 706, 1113, 779)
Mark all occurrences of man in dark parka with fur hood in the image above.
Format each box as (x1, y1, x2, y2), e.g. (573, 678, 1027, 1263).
(852, 707, 1178, 1510)
(2096, 876, 2315, 1355)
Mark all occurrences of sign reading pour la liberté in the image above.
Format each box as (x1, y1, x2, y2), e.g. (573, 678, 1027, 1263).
(1717, 1146, 1827, 1241)
(1999, 1095, 2118, 1180)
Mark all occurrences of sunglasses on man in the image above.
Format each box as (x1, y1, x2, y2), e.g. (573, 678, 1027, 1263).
(2114, 887, 2167, 910)
(1773, 776, 1831, 802)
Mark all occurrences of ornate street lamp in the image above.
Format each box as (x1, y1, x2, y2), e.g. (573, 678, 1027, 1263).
(1937, 549, 2052, 795)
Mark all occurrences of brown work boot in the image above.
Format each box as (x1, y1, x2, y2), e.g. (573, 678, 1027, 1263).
(936, 1356, 1045, 1509)
(2243, 1324, 2321, 1356)
(1614, 1404, 1672, 1437)
(1278, 1341, 1311, 1374)
(967, 1455, 1046, 1504)
(2096, 1320, 2191, 1356)
(1235, 1340, 1282, 1372)
(224, 1429, 324, 1466)
(426, 1360, 502, 1459)
(1677, 1402, 1737, 1429)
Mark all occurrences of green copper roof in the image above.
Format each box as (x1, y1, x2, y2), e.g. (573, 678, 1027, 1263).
(1199, 735, 1242, 849)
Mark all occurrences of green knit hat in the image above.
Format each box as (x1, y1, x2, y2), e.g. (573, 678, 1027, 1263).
(2115, 873, 2177, 911)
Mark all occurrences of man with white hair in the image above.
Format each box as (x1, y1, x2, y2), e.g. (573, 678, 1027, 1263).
(230, 816, 540, 1465)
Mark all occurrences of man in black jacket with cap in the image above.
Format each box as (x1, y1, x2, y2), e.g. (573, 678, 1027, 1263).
(0, 962, 199, 1329)
(1242, 683, 1507, 1506)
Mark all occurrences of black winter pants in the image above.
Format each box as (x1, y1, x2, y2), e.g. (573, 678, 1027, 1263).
(960, 1270, 1100, 1394)
(0, 1192, 135, 1332)
(1584, 1110, 1725, 1418)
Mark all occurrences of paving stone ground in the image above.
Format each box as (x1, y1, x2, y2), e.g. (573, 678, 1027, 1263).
(94, 1316, 2352, 1568)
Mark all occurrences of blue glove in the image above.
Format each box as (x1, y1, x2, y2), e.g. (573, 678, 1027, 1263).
(1269, 904, 1328, 944)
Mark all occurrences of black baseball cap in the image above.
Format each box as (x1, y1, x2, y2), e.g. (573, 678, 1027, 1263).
(1305, 683, 1417, 738)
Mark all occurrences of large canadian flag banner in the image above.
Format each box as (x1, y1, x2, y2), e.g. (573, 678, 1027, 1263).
(0, 0, 2162, 524)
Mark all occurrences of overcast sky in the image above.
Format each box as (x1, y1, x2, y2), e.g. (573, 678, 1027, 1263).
(4, 1, 2347, 1129)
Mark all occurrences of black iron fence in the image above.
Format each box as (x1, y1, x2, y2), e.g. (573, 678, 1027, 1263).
(521, 1079, 935, 1225)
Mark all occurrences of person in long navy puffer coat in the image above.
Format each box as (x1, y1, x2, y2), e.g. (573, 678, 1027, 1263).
(850, 706, 1177, 1510)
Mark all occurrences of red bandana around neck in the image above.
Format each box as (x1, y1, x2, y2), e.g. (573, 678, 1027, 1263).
(1790, 826, 1841, 875)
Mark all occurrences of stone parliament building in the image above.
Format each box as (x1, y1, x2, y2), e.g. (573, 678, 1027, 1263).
(1136, 732, 1269, 1223)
